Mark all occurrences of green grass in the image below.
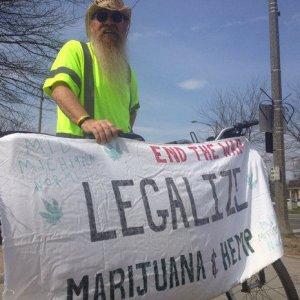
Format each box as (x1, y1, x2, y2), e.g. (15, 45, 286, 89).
(289, 206, 300, 214)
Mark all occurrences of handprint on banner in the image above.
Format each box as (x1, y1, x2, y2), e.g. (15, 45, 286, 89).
(40, 198, 63, 225)
(247, 173, 258, 189)
(105, 142, 123, 161)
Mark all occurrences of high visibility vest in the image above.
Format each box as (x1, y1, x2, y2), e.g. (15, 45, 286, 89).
(43, 40, 139, 137)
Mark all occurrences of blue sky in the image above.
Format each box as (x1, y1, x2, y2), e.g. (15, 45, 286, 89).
(42, 0, 300, 143)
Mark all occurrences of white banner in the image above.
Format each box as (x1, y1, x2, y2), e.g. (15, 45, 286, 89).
(0, 133, 283, 300)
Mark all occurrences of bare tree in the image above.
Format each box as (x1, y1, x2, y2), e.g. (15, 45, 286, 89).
(197, 79, 300, 160)
(282, 82, 300, 181)
(197, 79, 268, 154)
(287, 83, 300, 143)
(0, 0, 88, 131)
(196, 79, 300, 237)
(0, 108, 35, 134)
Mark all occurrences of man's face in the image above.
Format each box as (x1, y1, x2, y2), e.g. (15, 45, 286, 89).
(89, 9, 129, 45)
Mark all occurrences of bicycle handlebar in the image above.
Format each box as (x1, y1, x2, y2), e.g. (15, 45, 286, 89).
(214, 119, 259, 141)
(232, 119, 259, 129)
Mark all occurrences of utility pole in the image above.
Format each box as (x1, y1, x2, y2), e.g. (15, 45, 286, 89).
(268, 0, 292, 235)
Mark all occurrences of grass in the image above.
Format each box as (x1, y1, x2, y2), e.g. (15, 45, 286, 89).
(283, 236, 300, 257)
(289, 207, 300, 214)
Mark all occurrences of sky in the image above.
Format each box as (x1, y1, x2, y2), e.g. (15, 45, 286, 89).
(42, 0, 300, 144)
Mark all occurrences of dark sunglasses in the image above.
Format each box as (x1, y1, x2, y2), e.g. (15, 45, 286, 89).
(92, 10, 128, 24)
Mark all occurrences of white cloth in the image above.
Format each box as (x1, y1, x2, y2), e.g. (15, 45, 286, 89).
(0, 133, 283, 300)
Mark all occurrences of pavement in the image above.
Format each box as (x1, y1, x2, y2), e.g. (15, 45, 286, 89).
(282, 255, 300, 296)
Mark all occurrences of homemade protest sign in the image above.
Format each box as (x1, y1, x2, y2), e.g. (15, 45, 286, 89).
(0, 133, 283, 300)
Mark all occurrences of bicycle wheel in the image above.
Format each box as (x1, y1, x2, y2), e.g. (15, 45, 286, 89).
(225, 259, 299, 300)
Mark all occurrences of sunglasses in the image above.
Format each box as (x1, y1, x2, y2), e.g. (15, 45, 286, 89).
(92, 10, 128, 24)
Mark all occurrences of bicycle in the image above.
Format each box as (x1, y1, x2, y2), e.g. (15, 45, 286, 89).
(193, 120, 299, 300)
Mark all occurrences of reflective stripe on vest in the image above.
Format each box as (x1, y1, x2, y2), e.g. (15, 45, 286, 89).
(80, 42, 95, 119)
(48, 67, 81, 89)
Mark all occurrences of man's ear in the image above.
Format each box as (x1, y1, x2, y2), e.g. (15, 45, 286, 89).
(89, 23, 94, 35)
(89, 20, 97, 36)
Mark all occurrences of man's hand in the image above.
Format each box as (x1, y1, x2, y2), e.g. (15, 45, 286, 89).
(81, 119, 122, 144)
(51, 84, 123, 144)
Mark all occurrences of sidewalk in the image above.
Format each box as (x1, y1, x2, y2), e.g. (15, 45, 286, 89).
(282, 255, 300, 296)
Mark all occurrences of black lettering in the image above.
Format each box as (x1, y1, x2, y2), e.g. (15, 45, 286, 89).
(183, 177, 209, 226)
(202, 174, 223, 222)
(67, 275, 89, 300)
(136, 262, 151, 296)
(140, 178, 169, 232)
(196, 251, 206, 280)
(233, 168, 248, 211)
(220, 170, 236, 216)
(169, 256, 180, 288)
(234, 234, 242, 261)
(220, 242, 231, 271)
(83, 182, 117, 242)
(237, 231, 249, 256)
(227, 237, 237, 265)
(166, 177, 189, 229)
(153, 259, 167, 291)
(94, 273, 106, 300)
(244, 228, 255, 254)
(180, 253, 194, 285)
(128, 266, 134, 298)
(112, 180, 144, 236)
(110, 268, 125, 300)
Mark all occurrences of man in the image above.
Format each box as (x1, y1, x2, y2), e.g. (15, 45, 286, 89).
(43, 0, 139, 144)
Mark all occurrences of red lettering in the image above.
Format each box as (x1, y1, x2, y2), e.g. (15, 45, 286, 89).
(207, 144, 219, 160)
(150, 146, 167, 163)
(198, 145, 212, 160)
(188, 146, 201, 161)
(218, 142, 231, 157)
(163, 147, 180, 163)
(229, 140, 238, 155)
(218, 139, 244, 157)
(174, 147, 187, 162)
(235, 139, 244, 153)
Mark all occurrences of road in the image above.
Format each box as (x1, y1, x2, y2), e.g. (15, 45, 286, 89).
(290, 213, 300, 235)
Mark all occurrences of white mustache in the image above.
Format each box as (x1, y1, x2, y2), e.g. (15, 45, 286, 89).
(101, 25, 118, 34)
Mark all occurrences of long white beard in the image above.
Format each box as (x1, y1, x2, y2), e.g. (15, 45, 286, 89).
(91, 34, 128, 86)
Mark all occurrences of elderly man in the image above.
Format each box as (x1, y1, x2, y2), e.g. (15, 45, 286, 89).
(43, 0, 139, 144)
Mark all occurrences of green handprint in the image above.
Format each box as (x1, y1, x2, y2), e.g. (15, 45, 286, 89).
(40, 198, 63, 225)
